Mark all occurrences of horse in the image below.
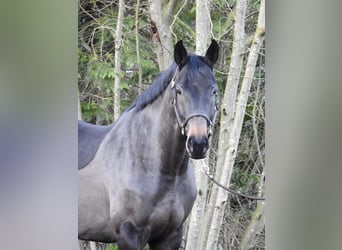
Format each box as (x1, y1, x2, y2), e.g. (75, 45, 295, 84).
(78, 40, 219, 250)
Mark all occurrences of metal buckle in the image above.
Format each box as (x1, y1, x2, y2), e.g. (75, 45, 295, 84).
(171, 79, 176, 89)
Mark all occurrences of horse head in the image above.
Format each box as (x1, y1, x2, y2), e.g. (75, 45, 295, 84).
(171, 40, 219, 159)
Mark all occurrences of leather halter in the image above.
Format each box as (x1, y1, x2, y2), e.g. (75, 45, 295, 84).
(170, 68, 215, 136)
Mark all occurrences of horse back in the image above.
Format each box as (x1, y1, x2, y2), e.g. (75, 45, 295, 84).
(78, 120, 112, 169)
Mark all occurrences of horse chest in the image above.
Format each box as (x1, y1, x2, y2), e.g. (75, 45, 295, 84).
(148, 192, 186, 237)
(141, 172, 196, 238)
(110, 162, 197, 242)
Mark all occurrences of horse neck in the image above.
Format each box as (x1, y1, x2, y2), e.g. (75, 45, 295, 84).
(149, 85, 189, 176)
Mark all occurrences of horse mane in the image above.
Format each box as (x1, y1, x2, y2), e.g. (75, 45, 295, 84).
(127, 63, 177, 112)
(127, 55, 212, 112)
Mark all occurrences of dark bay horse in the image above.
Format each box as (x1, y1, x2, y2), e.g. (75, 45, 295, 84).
(78, 40, 219, 250)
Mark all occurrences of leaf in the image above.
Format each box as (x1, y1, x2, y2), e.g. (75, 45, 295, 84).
(120, 80, 129, 90)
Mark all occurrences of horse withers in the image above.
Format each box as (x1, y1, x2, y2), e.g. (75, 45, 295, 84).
(78, 40, 219, 250)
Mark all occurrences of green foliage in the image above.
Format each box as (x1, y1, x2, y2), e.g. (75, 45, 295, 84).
(78, 0, 257, 124)
(231, 170, 260, 189)
(105, 244, 118, 250)
(78, 0, 160, 124)
(88, 59, 115, 85)
(81, 100, 112, 123)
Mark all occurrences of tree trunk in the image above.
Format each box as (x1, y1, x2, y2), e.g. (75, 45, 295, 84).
(238, 200, 265, 250)
(114, 0, 125, 120)
(148, 0, 178, 70)
(89, 241, 97, 250)
(185, 0, 210, 249)
(78, 92, 82, 120)
(78, 240, 84, 250)
(135, 0, 143, 95)
(185, 160, 208, 250)
(201, 0, 247, 249)
(195, 0, 210, 54)
(239, 171, 265, 250)
(205, 0, 265, 248)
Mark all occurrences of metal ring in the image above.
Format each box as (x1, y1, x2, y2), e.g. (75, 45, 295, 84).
(201, 164, 210, 175)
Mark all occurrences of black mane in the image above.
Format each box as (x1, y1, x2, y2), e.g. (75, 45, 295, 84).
(127, 63, 177, 112)
(127, 55, 212, 112)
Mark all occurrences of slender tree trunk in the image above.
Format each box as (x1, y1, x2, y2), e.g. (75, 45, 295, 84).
(205, 0, 265, 248)
(238, 2, 266, 246)
(78, 240, 84, 250)
(239, 170, 265, 250)
(89, 241, 97, 250)
(201, 0, 247, 249)
(78, 92, 82, 120)
(185, 0, 210, 249)
(185, 159, 208, 250)
(114, 0, 125, 120)
(238, 200, 265, 250)
(135, 0, 143, 95)
(148, 0, 178, 70)
(195, 0, 210, 54)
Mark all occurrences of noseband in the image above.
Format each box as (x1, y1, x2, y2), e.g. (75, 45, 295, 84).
(170, 68, 215, 136)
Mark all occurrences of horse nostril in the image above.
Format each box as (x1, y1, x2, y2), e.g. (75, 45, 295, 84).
(186, 136, 209, 157)
(203, 147, 207, 154)
(186, 137, 194, 153)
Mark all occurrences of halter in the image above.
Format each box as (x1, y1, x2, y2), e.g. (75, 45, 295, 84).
(170, 68, 215, 136)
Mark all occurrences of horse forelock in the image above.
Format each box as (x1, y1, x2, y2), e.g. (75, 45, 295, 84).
(186, 55, 216, 82)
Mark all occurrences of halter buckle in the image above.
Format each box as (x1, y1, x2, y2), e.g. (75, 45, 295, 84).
(171, 79, 176, 89)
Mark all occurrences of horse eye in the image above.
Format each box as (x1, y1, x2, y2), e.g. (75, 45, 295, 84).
(176, 86, 183, 95)
(212, 89, 217, 96)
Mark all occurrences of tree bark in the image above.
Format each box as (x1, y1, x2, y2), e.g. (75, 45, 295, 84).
(114, 0, 125, 120)
(201, 0, 247, 249)
(239, 171, 265, 250)
(238, 201, 265, 250)
(148, 0, 178, 70)
(135, 0, 143, 95)
(78, 240, 84, 250)
(185, 0, 210, 249)
(89, 241, 97, 250)
(78, 92, 82, 120)
(205, 0, 265, 248)
(185, 160, 208, 250)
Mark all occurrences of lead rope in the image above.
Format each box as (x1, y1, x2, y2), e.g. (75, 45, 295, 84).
(201, 165, 265, 200)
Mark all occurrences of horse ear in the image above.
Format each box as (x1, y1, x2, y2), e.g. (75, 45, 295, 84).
(205, 40, 219, 67)
(174, 40, 188, 67)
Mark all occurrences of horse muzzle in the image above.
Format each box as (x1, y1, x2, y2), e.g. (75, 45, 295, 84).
(185, 116, 211, 159)
(186, 135, 209, 159)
